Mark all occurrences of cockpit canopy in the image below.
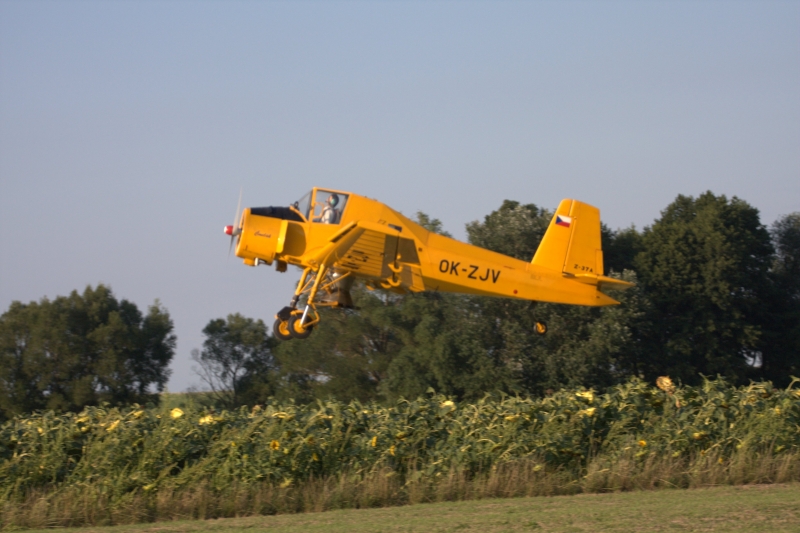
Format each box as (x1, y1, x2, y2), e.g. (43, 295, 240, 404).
(249, 188, 351, 225)
(294, 188, 350, 225)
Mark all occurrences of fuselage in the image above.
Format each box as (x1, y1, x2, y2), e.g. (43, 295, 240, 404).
(233, 188, 621, 307)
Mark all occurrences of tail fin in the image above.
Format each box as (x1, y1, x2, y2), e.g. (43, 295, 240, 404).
(532, 199, 633, 292)
(532, 199, 603, 276)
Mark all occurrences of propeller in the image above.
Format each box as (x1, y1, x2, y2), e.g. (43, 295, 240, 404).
(224, 187, 243, 259)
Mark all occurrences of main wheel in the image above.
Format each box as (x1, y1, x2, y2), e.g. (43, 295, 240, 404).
(534, 321, 548, 335)
(273, 318, 293, 341)
(288, 315, 314, 339)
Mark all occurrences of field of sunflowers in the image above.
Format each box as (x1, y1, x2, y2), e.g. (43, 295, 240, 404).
(2, 376, 798, 505)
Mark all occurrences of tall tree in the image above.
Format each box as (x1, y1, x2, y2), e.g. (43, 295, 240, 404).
(634, 192, 774, 384)
(759, 213, 800, 382)
(192, 314, 278, 408)
(0, 285, 175, 420)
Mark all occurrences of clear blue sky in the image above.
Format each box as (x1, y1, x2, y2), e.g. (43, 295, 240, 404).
(1, 0, 798, 391)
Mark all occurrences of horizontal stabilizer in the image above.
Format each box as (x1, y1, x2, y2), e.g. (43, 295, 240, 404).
(597, 275, 634, 292)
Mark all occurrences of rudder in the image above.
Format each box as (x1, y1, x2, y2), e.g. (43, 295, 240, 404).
(531, 199, 603, 276)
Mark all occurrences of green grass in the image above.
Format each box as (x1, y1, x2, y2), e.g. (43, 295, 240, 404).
(16, 483, 800, 533)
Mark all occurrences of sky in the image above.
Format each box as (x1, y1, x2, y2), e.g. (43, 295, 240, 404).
(1, 0, 798, 392)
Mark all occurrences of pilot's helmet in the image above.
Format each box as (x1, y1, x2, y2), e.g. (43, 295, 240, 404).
(328, 194, 339, 207)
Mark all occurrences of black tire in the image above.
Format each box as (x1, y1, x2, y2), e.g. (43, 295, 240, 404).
(273, 318, 293, 341)
(535, 321, 548, 335)
(288, 315, 314, 339)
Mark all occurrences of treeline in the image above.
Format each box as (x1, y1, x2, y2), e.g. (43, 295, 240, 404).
(1, 191, 798, 418)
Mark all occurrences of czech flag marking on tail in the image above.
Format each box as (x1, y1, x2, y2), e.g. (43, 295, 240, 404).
(556, 215, 572, 228)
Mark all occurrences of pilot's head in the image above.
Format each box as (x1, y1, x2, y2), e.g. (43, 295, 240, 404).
(327, 194, 339, 207)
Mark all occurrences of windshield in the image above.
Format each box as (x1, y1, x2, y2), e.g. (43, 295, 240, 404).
(311, 190, 349, 225)
(294, 191, 312, 220)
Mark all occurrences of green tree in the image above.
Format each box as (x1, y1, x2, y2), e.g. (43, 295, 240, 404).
(759, 213, 800, 382)
(192, 314, 278, 408)
(0, 285, 175, 420)
(634, 192, 774, 384)
(602, 225, 644, 274)
(273, 290, 401, 403)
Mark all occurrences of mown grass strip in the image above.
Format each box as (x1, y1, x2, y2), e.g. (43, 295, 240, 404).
(17, 483, 800, 533)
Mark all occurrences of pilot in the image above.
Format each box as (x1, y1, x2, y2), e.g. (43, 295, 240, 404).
(315, 194, 341, 224)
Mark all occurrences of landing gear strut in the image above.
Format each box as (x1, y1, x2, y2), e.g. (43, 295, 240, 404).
(272, 266, 354, 341)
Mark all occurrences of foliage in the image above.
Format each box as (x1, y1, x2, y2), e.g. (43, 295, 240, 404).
(191, 314, 278, 409)
(0, 285, 175, 421)
(760, 213, 800, 381)
(1, 378, 798, 506)
(634, 192, 775, 384)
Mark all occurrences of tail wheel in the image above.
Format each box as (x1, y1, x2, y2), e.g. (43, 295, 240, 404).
(288, 315, 314, 339)
(535, 321, 548, 335)
(273, 318, 293, 341)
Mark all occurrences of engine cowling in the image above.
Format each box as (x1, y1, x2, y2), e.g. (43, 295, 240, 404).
(235, 208, 285, 265)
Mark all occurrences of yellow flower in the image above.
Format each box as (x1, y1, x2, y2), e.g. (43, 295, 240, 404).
(693, 432, 704, 441)
(198, 415, 215, 425)
(370, 436, 378, 447)
(270, 440, 280, 450)
(389, 445, 396, 456)
(132, 410, 144, 419)
(170, 408, 184, 419)
(106, 420, 120, 432)
(578, 408, 597, 417)
(774, 407, 782, 415)
(576, 391, 594, 403)
(37, 427, 44, 435)
(440, 400, 455, 410)
(638, 440, 647, 448)
(656, 376, 676, 394)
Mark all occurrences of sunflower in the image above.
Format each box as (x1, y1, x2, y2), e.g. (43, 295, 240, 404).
(656, 376, 676, 394)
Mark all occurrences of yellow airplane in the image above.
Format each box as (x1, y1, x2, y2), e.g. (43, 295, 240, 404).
(224, 187, 633, 341)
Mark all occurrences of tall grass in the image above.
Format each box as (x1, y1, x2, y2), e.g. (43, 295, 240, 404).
(1, 377, 799, 529)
